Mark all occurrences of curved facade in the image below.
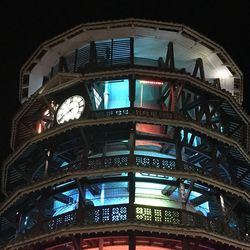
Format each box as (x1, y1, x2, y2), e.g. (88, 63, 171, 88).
(1, 19, 250, 250)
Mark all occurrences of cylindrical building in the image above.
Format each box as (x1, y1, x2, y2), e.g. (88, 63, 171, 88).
(1, 18, 250, 250)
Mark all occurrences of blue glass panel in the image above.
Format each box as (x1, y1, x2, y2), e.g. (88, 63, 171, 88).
(104, 79, 129, 109)
(53, 189, 79, 216)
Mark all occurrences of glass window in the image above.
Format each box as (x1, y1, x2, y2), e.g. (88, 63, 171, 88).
(86, 181, 129, 206)
(92, 79, 129, 110)
(135, 79, 166, 109)
(53, 188, 79, 216)
(135, 182, 180, 208)
(135, 181, 209, 216)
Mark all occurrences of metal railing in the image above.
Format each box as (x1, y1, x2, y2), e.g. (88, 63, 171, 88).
(18, 204, 245, 243)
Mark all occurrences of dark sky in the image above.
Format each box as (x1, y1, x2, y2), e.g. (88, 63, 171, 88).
(1, 1, 250, 163)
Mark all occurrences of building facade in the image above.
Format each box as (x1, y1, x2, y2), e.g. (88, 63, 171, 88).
(1, 19, 250, 249)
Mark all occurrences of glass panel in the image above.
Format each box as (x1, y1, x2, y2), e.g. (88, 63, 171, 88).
(135, 79, 165, 109)
(92, 79, 129, 110)
(135, 182, 180, 208)
(86, 182, 129, 206)
(53, 189, 79, 216)
(135, 173, 176, 181)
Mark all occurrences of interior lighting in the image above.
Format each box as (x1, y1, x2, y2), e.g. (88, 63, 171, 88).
(140, 80, 163, 85)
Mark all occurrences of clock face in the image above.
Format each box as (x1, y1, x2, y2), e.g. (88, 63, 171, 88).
(56, 95, 85, 124)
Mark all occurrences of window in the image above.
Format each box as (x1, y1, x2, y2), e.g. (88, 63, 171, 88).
(86, 182, 129, 206)
(53, 189, 79, 216)
(135, 79, 165, 109)
(92, 79, 129, 110)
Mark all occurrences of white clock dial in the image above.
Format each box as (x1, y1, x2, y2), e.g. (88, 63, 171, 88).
(56, 95, 85, 124)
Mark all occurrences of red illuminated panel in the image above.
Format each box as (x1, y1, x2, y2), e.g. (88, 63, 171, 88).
(140, 80, 163, 85)
(136, 123, 165, 135)
(86, 247, 171, 250)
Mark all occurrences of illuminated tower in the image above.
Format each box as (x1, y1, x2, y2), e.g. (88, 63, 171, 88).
(1, 19, 250, 250)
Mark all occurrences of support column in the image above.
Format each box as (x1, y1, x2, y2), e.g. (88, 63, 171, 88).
(165, 42, 175, 70)
(16, 212, 23, 236)
(129, 75, 135, 109)
(130, 37, 134, 66)
(80, 128, 90, 169)
(89, 41, 97, 69)
(129, 231, 136, 250)
(72, 234, 82, 250)
(73, 49, 78, 72)
(76, 178, 86, 224)
(175, 127, 183, 170)
(129, 124, 136, 166)
(35, 201, 46, 233)
(99, 238, 104, 250)
(183, 237, 190, 250)
(202, 96, 211, 127)
(210, 141, 219, 177)
(58, 56, 69, 72)
(44, 149, 51, 178)
(179, 179, 186, 209)
(173, 82, 178, 112)
(192, 58, 205, 81)
(128, 172, 135, 221)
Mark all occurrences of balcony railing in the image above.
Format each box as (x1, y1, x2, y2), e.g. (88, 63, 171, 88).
(18, 204, 244, 244)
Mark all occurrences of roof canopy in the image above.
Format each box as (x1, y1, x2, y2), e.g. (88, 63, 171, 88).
(20, 18, 243, 103)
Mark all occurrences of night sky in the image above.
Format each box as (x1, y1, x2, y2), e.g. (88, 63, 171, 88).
(1, 1, 250, 163)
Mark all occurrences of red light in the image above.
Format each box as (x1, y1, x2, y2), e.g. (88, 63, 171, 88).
(140, 80, 163, 86)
